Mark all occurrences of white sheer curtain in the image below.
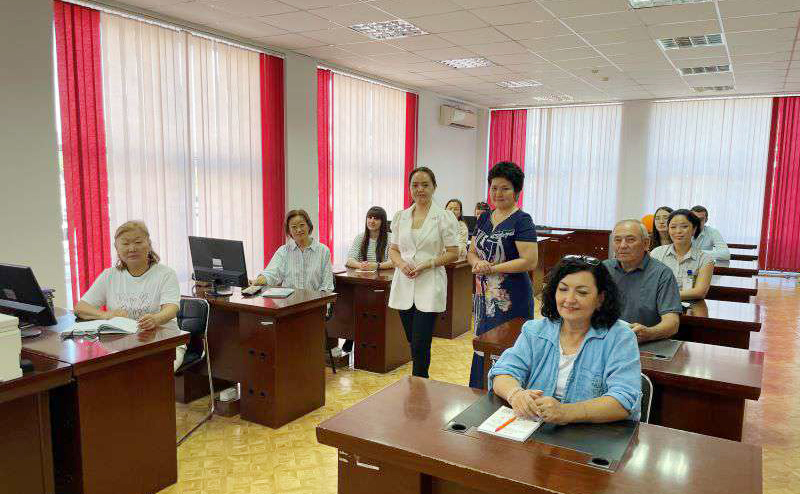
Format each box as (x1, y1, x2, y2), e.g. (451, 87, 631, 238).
(521, 104, 621, 229)
(188, 35, 264, 276)
(101, 13, 264, 290)
(101, 14, 193, 286)
(644, 98, 772, 245)
(331, 73, 406, 265)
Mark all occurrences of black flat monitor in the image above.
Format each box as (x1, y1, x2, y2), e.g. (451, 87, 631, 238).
(188, 236, 249, 295)
(463, 215, 478, 235)
(0, 263, 57, 337)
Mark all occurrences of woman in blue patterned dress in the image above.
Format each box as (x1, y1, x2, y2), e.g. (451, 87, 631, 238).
(467, 161, 539, 388)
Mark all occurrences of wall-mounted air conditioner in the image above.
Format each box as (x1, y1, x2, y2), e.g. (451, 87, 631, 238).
(439, 105, 477, 129)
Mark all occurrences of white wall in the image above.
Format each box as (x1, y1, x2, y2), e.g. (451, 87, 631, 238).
(0, 0, 67, 307)
(417, 92, 487, 216)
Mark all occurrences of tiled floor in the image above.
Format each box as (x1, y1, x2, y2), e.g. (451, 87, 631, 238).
(163, 276, 800, 494)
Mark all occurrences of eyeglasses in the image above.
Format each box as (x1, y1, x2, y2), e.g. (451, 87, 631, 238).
(562, 254, 601, 266)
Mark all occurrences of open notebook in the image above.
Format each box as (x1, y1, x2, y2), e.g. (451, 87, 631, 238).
(61, 317, 138, 339)
(477, 405, 542, 442)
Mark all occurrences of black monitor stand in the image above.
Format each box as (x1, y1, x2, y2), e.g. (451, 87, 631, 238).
(19, 323, 42, 338)
(206, 278, 233, 297)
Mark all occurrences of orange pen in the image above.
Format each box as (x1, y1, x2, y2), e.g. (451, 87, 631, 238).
(495, 416, 516, 432)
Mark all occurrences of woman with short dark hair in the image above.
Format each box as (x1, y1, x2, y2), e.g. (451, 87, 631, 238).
(467, 161, 538, 389)
(650, 209, 714, 300)
(254, 209, 333, 292)
(489, 255, 642, 424)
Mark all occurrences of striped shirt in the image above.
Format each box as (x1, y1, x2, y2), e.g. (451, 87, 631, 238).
(347, 233, 389, 263)
(259, 237, 334, 292)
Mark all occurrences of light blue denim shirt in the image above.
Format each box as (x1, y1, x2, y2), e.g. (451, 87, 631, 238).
(488, 318, 642, 421)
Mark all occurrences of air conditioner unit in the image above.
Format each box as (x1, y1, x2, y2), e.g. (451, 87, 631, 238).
(439, 105, 477, 129)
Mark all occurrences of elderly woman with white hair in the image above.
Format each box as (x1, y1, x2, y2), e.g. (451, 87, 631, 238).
(75, 220, 185, 370)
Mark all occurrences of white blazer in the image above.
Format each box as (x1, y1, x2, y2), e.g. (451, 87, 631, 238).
(388, 202, 459, 313)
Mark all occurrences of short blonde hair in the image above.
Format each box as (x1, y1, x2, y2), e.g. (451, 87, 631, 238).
(114, 220, 160, 270)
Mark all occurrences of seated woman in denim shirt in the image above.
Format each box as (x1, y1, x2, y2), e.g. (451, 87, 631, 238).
(489, 255, 642, 423)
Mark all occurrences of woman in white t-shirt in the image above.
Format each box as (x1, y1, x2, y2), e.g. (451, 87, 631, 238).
(75, 220, 185, 370)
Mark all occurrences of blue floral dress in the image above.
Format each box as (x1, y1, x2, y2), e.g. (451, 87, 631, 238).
(469, 210, 537, 388)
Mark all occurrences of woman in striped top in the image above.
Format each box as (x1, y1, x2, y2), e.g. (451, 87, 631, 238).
(345, 206, 394, 271)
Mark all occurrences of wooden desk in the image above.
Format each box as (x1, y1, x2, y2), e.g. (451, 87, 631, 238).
(708, 275, 758, 303)
(729, 243, 757, 250)
(714, 260, 759, 277)
(23, 313, 189, 494)
(730, 248, 758, 261)
(181, 287, 336, 428)
(435, 260, 472, 339)
(471, 319, 763, 441)
(317, 377, 762, 494)
(679, 299, 762, 349)
(329, 269, 410, 373)
(0, 353, 71, 494)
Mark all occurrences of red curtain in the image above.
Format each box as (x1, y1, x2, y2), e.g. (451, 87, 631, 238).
(317, 69, 334, 256)
(260, 54, 286, 264)
(54, 1, 111, 303)
(404, 93, 419, 208)
(759, 96, 800, 272)
(487, 109, 527, 205)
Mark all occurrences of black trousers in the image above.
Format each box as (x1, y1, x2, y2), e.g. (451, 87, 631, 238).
(398, 305, 438, 378)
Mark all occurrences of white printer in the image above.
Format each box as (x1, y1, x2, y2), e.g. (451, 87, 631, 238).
(0, 313, 22, 381)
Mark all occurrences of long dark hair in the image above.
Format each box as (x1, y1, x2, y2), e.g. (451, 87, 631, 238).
(360, 206, 389, 262)
(445, 199, 464, 221)
(650, 206, 673, 251)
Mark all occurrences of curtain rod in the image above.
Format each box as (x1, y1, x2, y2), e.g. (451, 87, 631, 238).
(64, 0, 286, 58)
(318, 65, 417, 95)
(491, 102, 623, 111)
(653, 93, 800, 103)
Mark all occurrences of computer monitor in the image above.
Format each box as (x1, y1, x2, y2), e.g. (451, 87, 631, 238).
(463, 215, 478, 235)
(188, 236, 249, 295)
(0, 263, 57, 337)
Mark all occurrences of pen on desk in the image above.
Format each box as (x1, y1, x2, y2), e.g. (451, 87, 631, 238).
(495, 416, 516, 432)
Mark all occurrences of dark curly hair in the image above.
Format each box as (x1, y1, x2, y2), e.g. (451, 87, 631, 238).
(541, 256, 621, 329)
(488, 161, 524, 196)
(668, 208, 703, 239)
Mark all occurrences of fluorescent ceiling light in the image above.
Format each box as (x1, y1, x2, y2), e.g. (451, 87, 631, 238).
(658, 34, 723, 50)
(693, 85, 735, 92)
(496, 80, 542, 88)
(438, 57, 492, 69)
(680, 64, 730, 75)
(349, 20, 427, 40)
(629, 0, 711, 8)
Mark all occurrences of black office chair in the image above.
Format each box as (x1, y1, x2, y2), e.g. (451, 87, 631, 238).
(175, 297, 214, 446)
(640, 373, 654, 423)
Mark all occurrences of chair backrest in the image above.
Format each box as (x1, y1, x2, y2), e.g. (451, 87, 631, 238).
(640, 373, 654, 423)
(178, 297, 210, 357)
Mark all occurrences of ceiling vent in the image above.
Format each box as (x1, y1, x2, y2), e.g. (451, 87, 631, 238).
(680, 64, 731, 75)
(496, 80, 542, 88)
(629, 0, 711, 8)
(438, 57, 492, 69)
(349, 20, 427, 40)
(658, 34, 723, 50)
(693, 85, 735, 92)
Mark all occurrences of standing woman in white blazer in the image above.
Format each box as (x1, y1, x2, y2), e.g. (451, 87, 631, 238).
(388, 167, 460, 378)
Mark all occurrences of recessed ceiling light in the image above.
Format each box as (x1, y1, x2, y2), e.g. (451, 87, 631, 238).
(693, 85, 735, 92)
(658, 34, 723, 50)
(496, 80, 542, 88)
(629, 0, 711, 8)
(349, 20, 427, 41)
(438, 57, 492, 69)
(680, 64, 731, 75)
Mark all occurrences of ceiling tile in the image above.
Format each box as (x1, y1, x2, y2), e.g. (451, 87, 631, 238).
(298, 44, 358, 58)
(200, 0, 298, 16)
(683, 73, 735, 85)
(299, 27, 370, 44)
(723, 12, 800, 32)
(664, 45, 728, 61)
(459, 65, 512, 76)
(256, 32, 325, 48)
(450, 0, 514, 9)
(495, 20, 572, 40)
(368, 51, 431, 64)
(731, 52, 792, 64)
(735, 61, 790, 72)
(729, 42, 795, 56)
(218, 17, 288, 38)
(385, 34, 456, 50)
(647, 19, 721, 39)
(535, 46, 598, 61)
(369, 0, 463, 18)
(674, 56, 730, 67)
(438, 27, 509, 44)
(466, 41, 528, 56)
(521, 34, 590, 52)
(564, 12, 644, 33)
(581, 26, 652, 45)
(152, 1, 240, 26)
(719, 0, 800, 18)
(408, 10, 488, 33)
(726, 28, 797, 47)
(540, 0, 629, 18)
(310, 3, 394, 24)
(280, 0, 355, 8)
(555, 57, 610, 69)
(635, 3, 718, 26)
(486, 53, 549, 65)
(469, 2, 554, 25)
(342, 41, 406, 55)
(260, 10, 333, 32)
(596, 41, 662, 57)
(406, 61, 458, 71)
(412, 46, 479, 60)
